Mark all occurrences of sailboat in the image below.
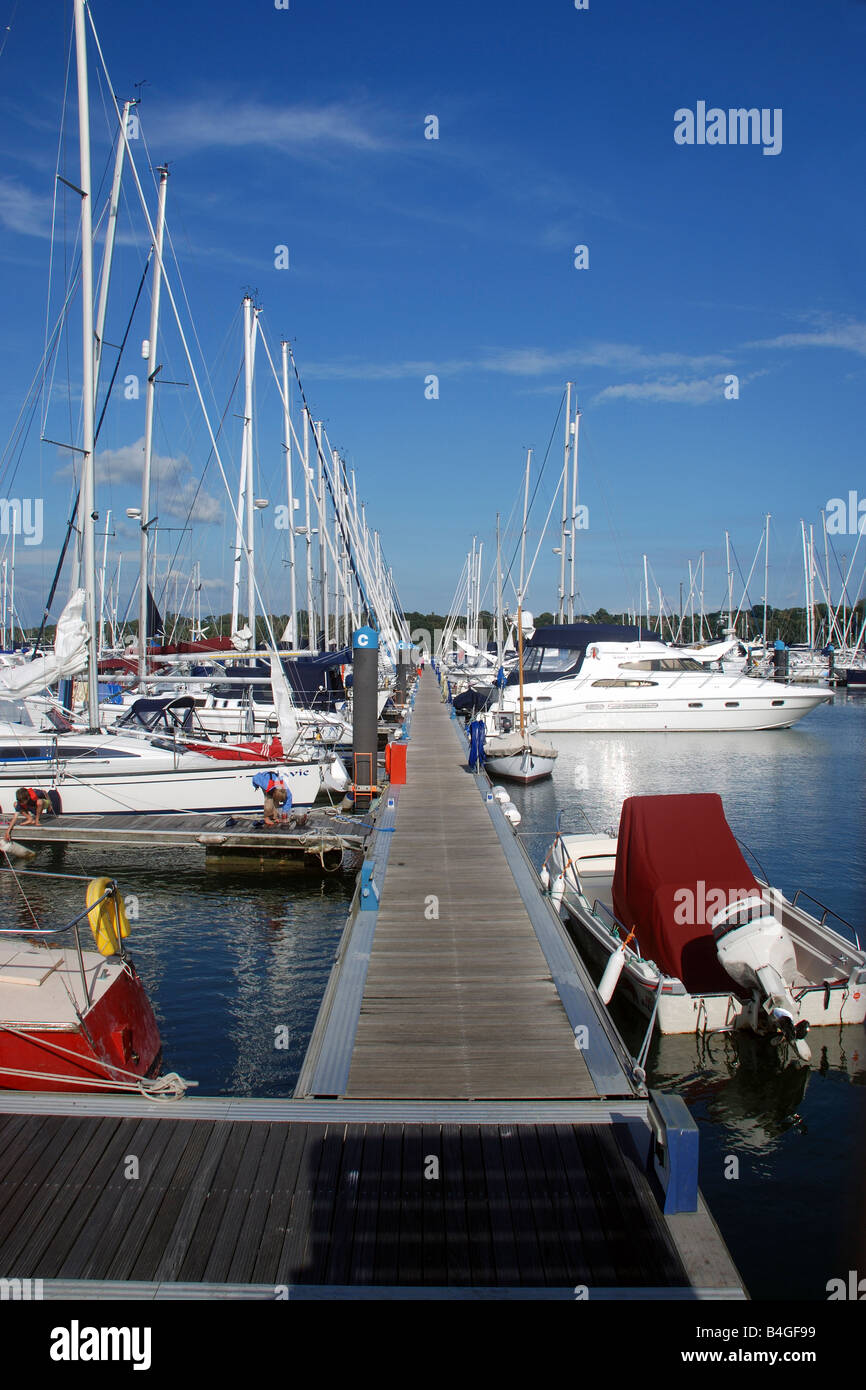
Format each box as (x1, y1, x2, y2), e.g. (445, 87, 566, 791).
(481, 461, 557, 784)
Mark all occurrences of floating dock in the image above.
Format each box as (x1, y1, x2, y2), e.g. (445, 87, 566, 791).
(5, 808, 366, 874)
(0, 670, 746, 1299)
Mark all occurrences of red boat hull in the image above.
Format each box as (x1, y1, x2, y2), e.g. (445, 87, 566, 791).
(0, 966, 162, 1093)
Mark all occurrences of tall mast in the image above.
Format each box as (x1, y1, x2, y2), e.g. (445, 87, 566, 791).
(302, 408, 314, 647)
(244, 299, 257, 646)
(138, 164, 168, 683)
(558, 382, 572, 622)
(763, 513, 770, 646)
(725, 530, 733, 635)
(74, 0, 99, 729)
(316, 421, 327, 649)
(568, 397, 581, 623)
(280, 341, 298, 647)
(94, 99, 132, 402)
(518, 449, 531, 737)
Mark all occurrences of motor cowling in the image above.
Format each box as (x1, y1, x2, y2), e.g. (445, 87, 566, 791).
(711, 895, 811, 1059)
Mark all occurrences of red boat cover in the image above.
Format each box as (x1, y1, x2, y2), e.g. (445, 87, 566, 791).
(611, 793, 760, 993)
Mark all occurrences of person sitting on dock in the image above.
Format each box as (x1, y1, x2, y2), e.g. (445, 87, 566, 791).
(8, 787, 58, 833)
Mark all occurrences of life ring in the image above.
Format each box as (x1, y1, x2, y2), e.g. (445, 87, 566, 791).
(86, 877, 132, 957)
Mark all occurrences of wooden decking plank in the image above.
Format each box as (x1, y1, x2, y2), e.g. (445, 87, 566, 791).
(276, 1122, 328, 1285)
(0, 1116, 100, 1266)
(250, 1122, 309, 1284)
(176, 1122, 254, 1282)
(458, 1125, 496, 1283)
(21, 1117, 134, 1276)
(345, 1124, 383, 1284)
(479, 1126, 521, 1284)
(303, 1123, 345, 1285)
(51, 1118, 171, 1279)
(419, 1122, 448, 1284)
(104, 1121, 211, 1280)
(152, 1121, 236, 1282)
(515, 1124, 571, 1284)
(573, 1124, 654, 1285)
(533, 1123, 594, 1286)
(320, 1123, 365, 1285)
(497, 1125, 547, 1285)
(76, 1119, 183, 1279)
(225, 1122, 294, 1284)
(553, 1123, 618, 1286)
(397, 1124, 424, 1283)
(371, 1124, 402, 1283)
(0, 1111, 33, 1164)
(199, 1122, 271, 1283)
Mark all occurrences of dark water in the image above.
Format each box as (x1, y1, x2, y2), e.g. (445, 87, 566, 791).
(506, 690, 866, 1301)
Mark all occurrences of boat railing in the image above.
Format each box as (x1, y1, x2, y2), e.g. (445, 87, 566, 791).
(593, 897, 641, 957)
(0, 871, 124, 1007)
(791, 889, 863, 952)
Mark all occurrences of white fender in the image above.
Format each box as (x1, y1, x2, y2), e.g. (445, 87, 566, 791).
(598, 943, 627, 1004)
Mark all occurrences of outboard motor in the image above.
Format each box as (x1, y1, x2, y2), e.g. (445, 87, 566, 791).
(711, 895, 811, 1061)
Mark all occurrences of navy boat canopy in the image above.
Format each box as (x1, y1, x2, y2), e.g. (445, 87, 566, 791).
(527, 622, 657, 649)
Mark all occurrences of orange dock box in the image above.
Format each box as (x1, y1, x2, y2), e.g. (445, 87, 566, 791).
(385, 741, 407, 785)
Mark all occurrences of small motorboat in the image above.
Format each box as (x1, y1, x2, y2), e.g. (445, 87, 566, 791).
(0, 871, 169, 1093)
(542, 793, 866, 1058)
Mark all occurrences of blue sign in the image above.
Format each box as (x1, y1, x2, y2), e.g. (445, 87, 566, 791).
(353, 625, 379, 651)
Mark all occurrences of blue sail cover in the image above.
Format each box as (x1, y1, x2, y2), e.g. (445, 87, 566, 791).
(468, 719, 486, 769)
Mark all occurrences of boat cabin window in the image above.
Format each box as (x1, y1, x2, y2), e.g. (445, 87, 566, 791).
(57, 745, 139, 758)
(523, 646, 580, 674)
(619, 657, 706, 672)
(591, 678, 657, 688)
(0, 745, 55, 761)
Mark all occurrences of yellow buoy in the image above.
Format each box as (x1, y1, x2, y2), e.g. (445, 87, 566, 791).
(86, 877, 131, 957)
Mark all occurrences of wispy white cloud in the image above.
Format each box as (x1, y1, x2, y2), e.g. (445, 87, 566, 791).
(302, 341, 733, 384)
(593, 375, 731, 405)
(147, 99, 394, 157)
(65, 438, 225, 525)
(749, 319, 866, 357)
(0, 177, 51, 238)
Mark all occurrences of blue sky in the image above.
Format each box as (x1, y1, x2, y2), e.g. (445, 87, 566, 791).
(0, 0, 865, 629)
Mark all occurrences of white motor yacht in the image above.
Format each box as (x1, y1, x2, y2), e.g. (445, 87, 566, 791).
(495, 624, 830, 732)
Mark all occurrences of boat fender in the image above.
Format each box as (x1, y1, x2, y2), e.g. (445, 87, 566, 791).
(502, 801, 521, 825)
(86, 877, 132, 957)
(598, 929, 637, 1005)
(550, 872, 565, 910)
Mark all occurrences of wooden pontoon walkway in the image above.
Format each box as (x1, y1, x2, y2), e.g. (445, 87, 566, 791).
(347, 675, 598, 1099)
(0, 670, 746, 1299)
